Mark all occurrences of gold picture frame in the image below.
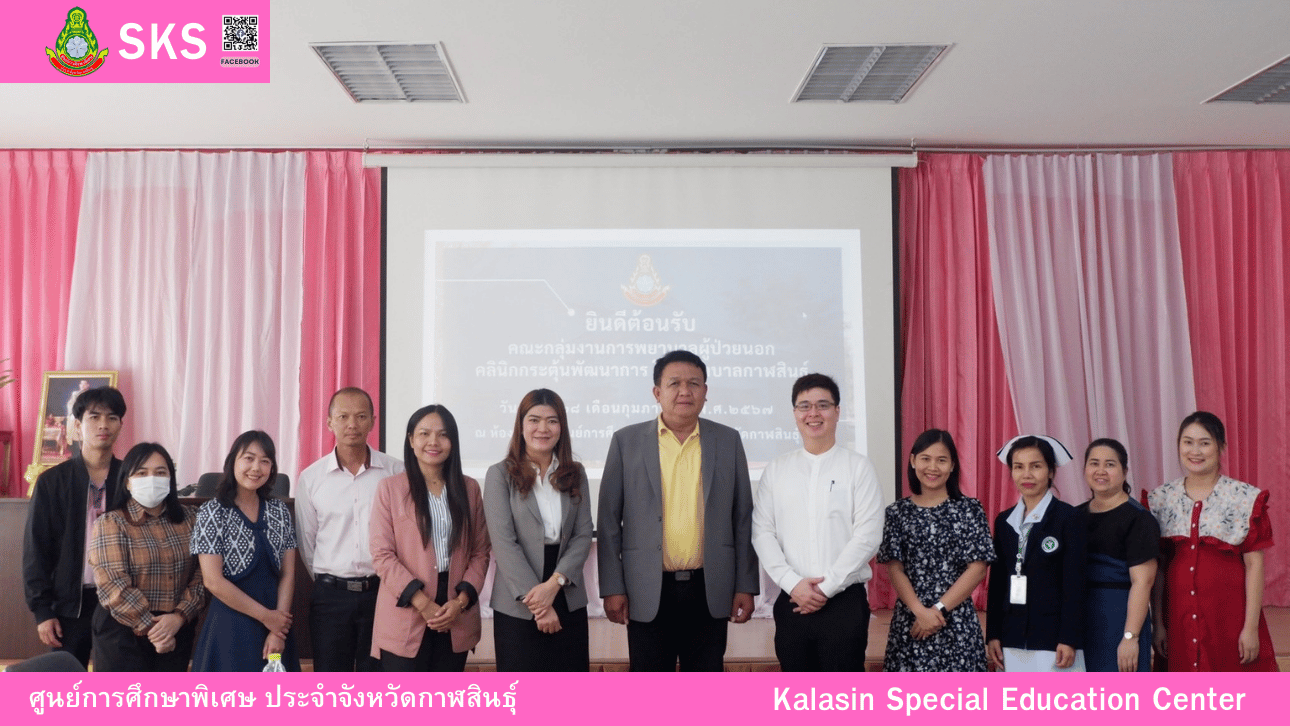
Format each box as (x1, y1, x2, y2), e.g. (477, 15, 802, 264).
(24, 370, 118, 494)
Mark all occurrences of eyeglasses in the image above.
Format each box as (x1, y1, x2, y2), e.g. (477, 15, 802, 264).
(793, 402, 837, 413)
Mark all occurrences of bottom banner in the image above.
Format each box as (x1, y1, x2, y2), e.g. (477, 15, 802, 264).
(5, 671, 1282, 725)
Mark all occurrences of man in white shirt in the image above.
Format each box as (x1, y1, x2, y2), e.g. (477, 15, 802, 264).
(751, 373, 884, 671)
(296, 387, 404, 671)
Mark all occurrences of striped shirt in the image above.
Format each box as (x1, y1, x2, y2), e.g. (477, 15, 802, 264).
(89, 499, 206, 634)
(428, 488, 453, 572)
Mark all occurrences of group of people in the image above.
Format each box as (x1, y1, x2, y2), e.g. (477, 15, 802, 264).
(22, 386, 305, 672)
(882, 417, 1276, 673)
(21, 349, 1277, 673)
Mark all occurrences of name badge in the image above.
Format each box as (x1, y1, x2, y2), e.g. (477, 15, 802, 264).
(1010, 575, 1027, 605)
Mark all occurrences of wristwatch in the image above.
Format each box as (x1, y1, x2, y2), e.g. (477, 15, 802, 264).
(933, 601, 947, 613)
(554, 573, 568, 587)
(1123, 631, 1136, 640)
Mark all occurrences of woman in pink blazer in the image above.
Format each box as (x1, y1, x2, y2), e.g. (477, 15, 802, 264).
(370, 404, 490, 671)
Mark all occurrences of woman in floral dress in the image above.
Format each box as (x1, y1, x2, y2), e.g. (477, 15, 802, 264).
(879, 429, 995, 671)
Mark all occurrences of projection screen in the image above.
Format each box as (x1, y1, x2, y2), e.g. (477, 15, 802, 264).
(383, 155, 900, 512)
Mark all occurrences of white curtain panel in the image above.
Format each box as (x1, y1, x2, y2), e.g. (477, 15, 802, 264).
(984, 153, 1195, 500)
(65, 151, 306, 487)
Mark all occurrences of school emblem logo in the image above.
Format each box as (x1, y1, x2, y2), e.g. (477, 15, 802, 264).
(621, 254, 670, 307)
(1041, 536, 1059, 553)
(46, 7, 109, 77)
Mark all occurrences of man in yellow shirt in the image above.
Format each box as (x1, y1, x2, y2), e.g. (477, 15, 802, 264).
(598, 350, 758, 670)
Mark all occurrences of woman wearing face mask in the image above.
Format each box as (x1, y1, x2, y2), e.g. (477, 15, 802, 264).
(1147, 412, 1276, 671)
(484, 389, 593, 671)
(190, 431, 299, 671)
(1077, 438, 1158, 672)
(879, 429, 995, 671)
(986, 435, 1086, 672)
(88, 443, 206, 671)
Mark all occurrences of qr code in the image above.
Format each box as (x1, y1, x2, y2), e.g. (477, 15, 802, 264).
(222, 15, 259, 52)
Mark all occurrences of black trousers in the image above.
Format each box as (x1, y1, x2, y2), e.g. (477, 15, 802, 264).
(52, 588, 98, 668)
(772, 582, 870, 672)
(309, 580, 380, 672)
(493, 544, 590, 672)
(380, 572, 467, 672)
(626, 569, 728, 672)
(91, 606, 196, 672)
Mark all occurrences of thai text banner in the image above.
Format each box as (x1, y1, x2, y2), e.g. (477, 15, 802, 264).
(5, 672, 1283, 726)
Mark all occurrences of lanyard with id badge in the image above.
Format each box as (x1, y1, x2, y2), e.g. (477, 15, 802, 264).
(1011, 522, 1032, 605)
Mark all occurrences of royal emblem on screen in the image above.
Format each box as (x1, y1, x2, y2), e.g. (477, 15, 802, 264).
(621, 254, 670, 307)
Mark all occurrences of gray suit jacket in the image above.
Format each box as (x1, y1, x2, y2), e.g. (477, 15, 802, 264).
(597, 417, 758, 621)
(484, 461, 594, 620)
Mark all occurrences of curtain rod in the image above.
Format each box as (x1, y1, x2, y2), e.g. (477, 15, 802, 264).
(361, 142, 1290, 158)
(5, 143, 1288, 154)
(907, 144, 1290, 154)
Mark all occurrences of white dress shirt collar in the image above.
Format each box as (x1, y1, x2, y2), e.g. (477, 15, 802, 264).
(801, 442, 840, 462)
(326, 445, 379, 475)
(1006, 489, 1054, 534)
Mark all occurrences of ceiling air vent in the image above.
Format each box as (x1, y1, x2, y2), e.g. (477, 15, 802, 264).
(1207, 54, 1290, 104)
(310, 43, 464, 102)
(793, 44, 948, 103)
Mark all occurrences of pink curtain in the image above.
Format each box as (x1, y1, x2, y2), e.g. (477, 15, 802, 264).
(66, 151, 307, 487)
(983, 154, 1197, 502)
(884, 154, 1019, 608)
(295, 152, 384, 478)
(1174, 150, 1290, 605)
(0, 150, 86, 497)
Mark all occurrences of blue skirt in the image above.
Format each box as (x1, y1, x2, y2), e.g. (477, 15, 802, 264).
(1084, 553, 1151, 672)
(191, 525, 298, 671)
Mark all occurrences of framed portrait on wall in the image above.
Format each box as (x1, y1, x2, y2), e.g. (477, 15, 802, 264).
(24, 370, 118, 492)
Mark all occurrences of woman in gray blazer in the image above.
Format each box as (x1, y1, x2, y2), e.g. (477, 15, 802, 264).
(484, 388, 593, 671)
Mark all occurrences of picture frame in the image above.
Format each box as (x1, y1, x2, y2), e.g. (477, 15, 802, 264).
(24, 370, 118, 492)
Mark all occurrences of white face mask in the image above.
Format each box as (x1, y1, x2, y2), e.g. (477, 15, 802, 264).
(130, 475, 171, 509)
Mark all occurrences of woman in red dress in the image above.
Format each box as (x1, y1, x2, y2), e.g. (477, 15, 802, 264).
(1147, 411, 1277, 671)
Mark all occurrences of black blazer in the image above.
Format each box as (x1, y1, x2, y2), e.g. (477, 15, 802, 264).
(986, 496, 1086, 651)
(23, 454, 123, 623)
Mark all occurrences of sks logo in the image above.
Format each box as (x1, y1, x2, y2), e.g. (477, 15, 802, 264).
(46, 7, 109, 77)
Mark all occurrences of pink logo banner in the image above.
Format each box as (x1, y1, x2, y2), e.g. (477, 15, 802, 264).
(1, 2, 269, 83)
(3, 672, 1285, 726)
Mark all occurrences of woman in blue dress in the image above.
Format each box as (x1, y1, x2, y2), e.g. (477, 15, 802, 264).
(190, 430, 299, 671)
(1077, 438, 1158, 671)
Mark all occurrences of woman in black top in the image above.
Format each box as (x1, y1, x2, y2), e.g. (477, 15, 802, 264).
(1077, 438, 1158, 672)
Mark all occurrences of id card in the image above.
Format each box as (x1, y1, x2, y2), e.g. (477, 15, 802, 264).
(1010, 575, 1027, 605)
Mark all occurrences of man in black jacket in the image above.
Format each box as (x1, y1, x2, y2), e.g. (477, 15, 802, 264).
(23, 386, 127, 667)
